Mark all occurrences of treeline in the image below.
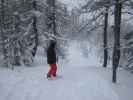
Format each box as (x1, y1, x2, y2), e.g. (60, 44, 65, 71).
(78, 0, 133, 83)
(0, 0, 70, 68)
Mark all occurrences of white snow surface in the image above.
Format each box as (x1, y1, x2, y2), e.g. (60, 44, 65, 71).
(0, 45, 133, 100)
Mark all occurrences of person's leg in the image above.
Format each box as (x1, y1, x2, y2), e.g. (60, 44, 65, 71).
(53, 64, 57, 77)
(47, 65, 53, 78)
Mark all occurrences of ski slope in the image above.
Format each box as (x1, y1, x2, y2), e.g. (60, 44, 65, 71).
(0, 45, 133, 100)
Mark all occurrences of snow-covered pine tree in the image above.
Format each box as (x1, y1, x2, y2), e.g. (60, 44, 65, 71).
(9, 0, 35, 66)
(0, 0, 42, 67)
(0, 0, 17, 67)
(121, 0, 133, 73)
(12, 0, 41, 66)
(124, 31, 133, 73)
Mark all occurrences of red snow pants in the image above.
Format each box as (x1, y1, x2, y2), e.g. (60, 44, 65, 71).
(48, 64, 57, 77)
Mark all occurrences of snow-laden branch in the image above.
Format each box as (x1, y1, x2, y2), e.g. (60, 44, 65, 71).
(122, 11, 133, 15)
(43, 32, 70, 41)
(2, 20, 33, 44)
(101, 44, 133, 50)
(78, 11, 104, 33)
(87, 24, 104, 33)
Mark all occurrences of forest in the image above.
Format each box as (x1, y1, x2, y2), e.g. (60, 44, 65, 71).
(0, 0, 133, 100)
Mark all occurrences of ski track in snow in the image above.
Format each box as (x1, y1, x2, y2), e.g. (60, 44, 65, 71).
(0, 47, 133, 100)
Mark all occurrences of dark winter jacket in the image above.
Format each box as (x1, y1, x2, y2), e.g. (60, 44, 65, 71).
(47, 41, 56, 64)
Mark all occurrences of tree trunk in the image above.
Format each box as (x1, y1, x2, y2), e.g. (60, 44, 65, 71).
(46, 0, 57, 36)
(0, 0, 8, 64)
(103, 7, 109, 68)
(32, 0, 38, 57)
(52, 0, 56, 36)
(112, 0, 122, 83)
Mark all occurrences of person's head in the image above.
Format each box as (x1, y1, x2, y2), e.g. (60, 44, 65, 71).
(49, 40, 56, 49)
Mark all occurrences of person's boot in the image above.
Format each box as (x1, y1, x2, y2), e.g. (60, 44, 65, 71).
(47, 74, 55, 80)
(47, 74, 51, 79)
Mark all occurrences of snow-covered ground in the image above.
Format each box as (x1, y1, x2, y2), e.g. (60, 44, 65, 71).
(0, 45, 133, 100)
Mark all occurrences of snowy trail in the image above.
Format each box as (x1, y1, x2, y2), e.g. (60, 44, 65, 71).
(0, 65, 119, 100)
(0, 47, 133, 100)
(1, 64, 132, 100)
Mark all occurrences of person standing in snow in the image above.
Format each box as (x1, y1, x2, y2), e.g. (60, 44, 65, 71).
(47, 40, 57, 79)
